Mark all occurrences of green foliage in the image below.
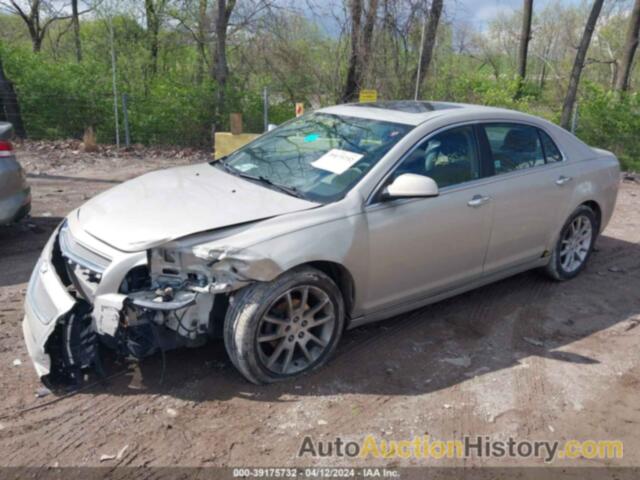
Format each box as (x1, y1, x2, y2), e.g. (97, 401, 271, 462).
(0, 19, 293, 146)
(428, 72, 548, 118)
(428, 67, 639, 170)
(576, 83, 640, 172)
(226, 88, 296, 134)
(127, 81, 217, 147)
(1, 44, 115, 142)
(0, 4, 639, 169)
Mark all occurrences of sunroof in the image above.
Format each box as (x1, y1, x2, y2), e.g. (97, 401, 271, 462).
(352, 100, 460, 113)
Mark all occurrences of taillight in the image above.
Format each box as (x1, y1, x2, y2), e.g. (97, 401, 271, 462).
(0, 140, 13, 157)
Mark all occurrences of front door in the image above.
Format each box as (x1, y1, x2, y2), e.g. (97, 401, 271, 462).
(362, 125, 494, 314)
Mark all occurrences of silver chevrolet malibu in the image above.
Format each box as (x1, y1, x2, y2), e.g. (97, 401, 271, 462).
(23, 101, 620, 386)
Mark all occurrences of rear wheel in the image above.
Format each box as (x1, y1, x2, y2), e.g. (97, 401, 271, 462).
(544, 205, 597, 281)
(224, 266, 345, 384)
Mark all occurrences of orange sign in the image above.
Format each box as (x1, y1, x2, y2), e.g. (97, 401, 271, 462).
(295, 103, 305, 117)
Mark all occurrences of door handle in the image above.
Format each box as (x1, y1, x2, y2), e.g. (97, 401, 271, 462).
(467, 194, 491, 208)
(555, 175, 573, 186)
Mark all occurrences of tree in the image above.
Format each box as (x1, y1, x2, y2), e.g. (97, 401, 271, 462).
(0, 0, 84, 53)
(212, 0, 235, 126)
(145, 0, 167, 76)
(615, 0, 640, 92)
(341, 0, 379, 103)
(342, 0, 363, 103)
(71, 0, 82, 61)
(166, 0, 210, 83)
(515, 0, 533, 96)
(531, 3, 563, 90)
(196, 0, 208, 83)
(560, 0, 604, 130)
(413, 0, 443, 99)
(0, 51, 25, 137)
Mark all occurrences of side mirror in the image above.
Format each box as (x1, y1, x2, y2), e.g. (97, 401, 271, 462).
(382, 173, 439, 200)
(267, 123, 278, 132)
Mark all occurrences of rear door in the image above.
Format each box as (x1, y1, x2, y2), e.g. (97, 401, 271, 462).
(478, 123, 573, 274)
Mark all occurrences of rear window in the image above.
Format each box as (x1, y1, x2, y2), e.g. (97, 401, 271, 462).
(482, 123, 545, 174)
(539, 130, 563, 163)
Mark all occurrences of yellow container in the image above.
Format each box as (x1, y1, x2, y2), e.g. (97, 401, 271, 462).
(214, 132, 260, 160)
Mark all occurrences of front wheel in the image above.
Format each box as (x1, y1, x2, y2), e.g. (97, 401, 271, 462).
(223, 266, 345, 384)
(544, 205, 597, 281)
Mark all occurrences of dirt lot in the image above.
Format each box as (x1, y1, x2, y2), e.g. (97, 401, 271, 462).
(1, 141, 639, 475)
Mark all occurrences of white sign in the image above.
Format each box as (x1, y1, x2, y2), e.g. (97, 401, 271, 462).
(311, 149, 363, 175)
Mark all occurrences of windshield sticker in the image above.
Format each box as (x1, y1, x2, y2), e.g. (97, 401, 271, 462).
(311, 149, 363, 175)
(304, 133, 320, 143)
(235, 164, 256, 172)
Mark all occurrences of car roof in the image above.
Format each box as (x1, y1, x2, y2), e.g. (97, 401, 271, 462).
(317, 101, 513, 126)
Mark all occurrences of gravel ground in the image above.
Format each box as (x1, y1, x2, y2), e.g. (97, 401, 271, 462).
(0, 142, 639, 477)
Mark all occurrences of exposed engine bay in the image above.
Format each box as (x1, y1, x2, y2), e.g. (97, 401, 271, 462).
(43, 222, 283, 387)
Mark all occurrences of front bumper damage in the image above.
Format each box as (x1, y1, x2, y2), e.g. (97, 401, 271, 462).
(22, 233, 76, 378)
(22, 223, 284, 386)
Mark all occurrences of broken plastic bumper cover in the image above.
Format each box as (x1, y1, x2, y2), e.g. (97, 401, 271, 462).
(128, 290, 197, 311)
(23, 235, 201, 386)
(23, 234, 104, 386)
(24, 230, 282, 386)
(22, 232, 77, 379)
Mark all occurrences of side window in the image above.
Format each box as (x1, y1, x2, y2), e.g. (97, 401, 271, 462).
(483, 123, 545, 174)
(539, 130, 563, 163)
(394, 126, 481, 188)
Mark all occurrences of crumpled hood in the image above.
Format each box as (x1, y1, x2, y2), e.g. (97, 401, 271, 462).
(78, 163, 319, 252)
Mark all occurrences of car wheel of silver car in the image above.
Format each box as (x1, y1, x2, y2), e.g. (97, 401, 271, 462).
(223, 266, 345, 384)
(544, 205, 597, 281)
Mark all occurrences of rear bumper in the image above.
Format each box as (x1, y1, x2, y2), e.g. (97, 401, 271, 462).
(23, 229, 76, 377)
(0, 186, 30, 224)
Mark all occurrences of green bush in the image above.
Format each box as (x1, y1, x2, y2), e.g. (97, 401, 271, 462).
(1, 43, 289, 146)
(126, 81, 217, 147)
(1, 45, 115, 141)
(575, 83, 640, 172)
(2, 38, 639, 167)
(431, 73, 638, 171)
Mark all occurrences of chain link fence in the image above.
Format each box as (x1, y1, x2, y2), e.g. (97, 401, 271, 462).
(0, 86, 315, 149)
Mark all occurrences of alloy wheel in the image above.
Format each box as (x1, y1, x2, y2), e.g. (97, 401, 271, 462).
(256, 285, 336, 375)
(559, 214, 593, 273)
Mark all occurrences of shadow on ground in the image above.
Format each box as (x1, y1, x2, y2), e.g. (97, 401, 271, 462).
(79, 233, 640, 402)
(0, 216, 63, 287)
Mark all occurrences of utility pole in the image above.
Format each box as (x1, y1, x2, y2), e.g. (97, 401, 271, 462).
(109, 16, 120, 151)
(122, 93, 131, 147)
(263, 86, 269, 133)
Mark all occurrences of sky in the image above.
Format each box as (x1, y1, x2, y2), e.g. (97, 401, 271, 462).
(454, 0, 525, 26)
(301, 0, 586, 37)
(452, 0, 581, 29)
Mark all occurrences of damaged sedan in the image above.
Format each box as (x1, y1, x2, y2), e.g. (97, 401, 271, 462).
(23, 101, 620, 386)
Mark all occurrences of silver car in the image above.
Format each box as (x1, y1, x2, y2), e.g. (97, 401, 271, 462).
(0, 122, 30, 225)
(22, 101, 619, 386)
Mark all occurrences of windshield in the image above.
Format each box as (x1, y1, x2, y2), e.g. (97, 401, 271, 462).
(216, 113, 413, 202)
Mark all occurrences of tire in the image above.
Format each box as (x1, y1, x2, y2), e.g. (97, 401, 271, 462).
(544, 205, 597, 281)
(223, 266, 345, 384)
